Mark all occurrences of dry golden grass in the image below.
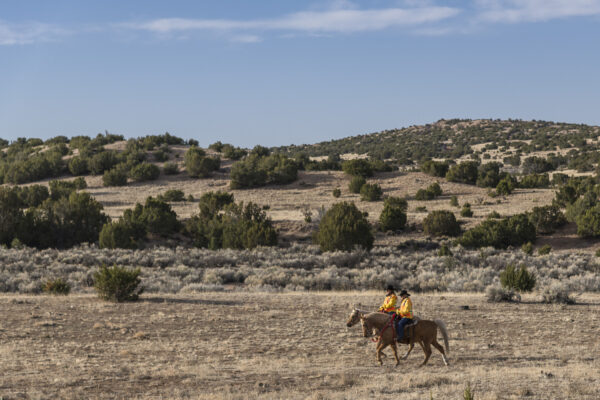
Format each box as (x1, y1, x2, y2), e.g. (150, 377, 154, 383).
(0, 292, 598, 399)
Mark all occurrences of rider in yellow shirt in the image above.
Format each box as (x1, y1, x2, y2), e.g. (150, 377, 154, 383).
(378, 285, 397, 316)
(395, 289, 413, 341)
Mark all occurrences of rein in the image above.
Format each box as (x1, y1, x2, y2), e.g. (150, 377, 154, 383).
(370, 313, 396, 343)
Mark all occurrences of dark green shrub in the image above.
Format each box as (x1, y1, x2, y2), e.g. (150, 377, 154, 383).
(68, 156, 89, 176)
(522, 156, 553, 174)
(528, 205, 566, 234)
(103, 166, 128, 187)
(521, 242, 533, 255)
(422, 210, 461, 237)
(415, 182, 442, 200)
(129, 162, 160, 182)
(152, 150, 169, 162)
(348, 176, 366, 194)
(250, 145, 270, 157)
(157, 189, 185, 202)
(18, 185, 49, 207)
(538, 244, 551, 255)
(230, 154, 297, 189)
(89, 151, 119, 175)
(221, 202, 278, 249)
(415, 206, 427, 212)
(438, 244, 453, 256)
(421, 160, 449, 177)
(369, 158, 393, 172)
(575, 205, 600, 237)
(208, 141, 224, 152)
(93, 264, 143, 302)
(459, 213, 536, 249)
(29, 191, 109, 249)
(342, 159, 373, 177)
(222, 144, 247, 160)
(99, 219, 144, 249)
(360, 183, 382, 201)
(379, 196, 407, 232)
(450, 195, 459, 207)
(163, 162, 179, 175)
(185, 147, 220, 178)
(198, 191, 234, 218)
(566, 191, 597, 222)
(487, 211, 501, 219)
(476, 162, 502, 188)
(42, 278, 71, 295)
(187, 199, 277, 250)
(496, 177, 514, 195)
(446, 161, 478, 185)
(314, 202, 373, 252)
(332, 188, 341, 198)
(461, 204, 473, 217)
(518, 173, 550, 188)
(124, 197, 180, 236)
(415, 188, 434, 200)
(500, 264, 536, 292)
(553, 184, 578, 207)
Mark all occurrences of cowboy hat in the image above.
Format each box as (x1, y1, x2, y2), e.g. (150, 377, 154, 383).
(399, 289, 410, 296)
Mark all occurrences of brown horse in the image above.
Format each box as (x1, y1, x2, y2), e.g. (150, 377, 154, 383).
(346, 308, 450, 367)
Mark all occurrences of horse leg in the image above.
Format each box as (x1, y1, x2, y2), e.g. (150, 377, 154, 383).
(390, 342, 400, 366)
(432, 340, 449, 366)
(376, 341, 387, 366)
(419, 341, 432, 367)
(402, 340, 414, 360)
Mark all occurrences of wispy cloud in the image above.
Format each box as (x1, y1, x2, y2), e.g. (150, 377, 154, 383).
(126, 6, 461, 37)
(0, 20, 66, 45)
(477, 0, 600, 23)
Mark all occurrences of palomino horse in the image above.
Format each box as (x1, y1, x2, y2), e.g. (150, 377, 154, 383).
(346, 308, 450, 367)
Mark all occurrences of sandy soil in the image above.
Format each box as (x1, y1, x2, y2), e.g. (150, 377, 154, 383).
(1, 292, 599, 399)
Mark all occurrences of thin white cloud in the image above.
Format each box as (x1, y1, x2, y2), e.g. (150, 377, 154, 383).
(128, 6, 461, 35)
(477, 0, 600, 23)
(0, 20, 66, 45)
(230, 34, 262, 43)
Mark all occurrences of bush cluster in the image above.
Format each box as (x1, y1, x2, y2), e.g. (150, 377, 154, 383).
(518, 173, 550, 188)
(379, 197, 407, 232)
(341, 159, 373, 177)
(500, 264, 536, 292)
(360, 183, 383, 201)
(415, 182, 442, 200)
(446, 161, 479, 185)
(314, 202, 373, 252)
(422, 210, 461, 237)
(348, 176, 366, 194)
(528, 205, 566, 234)
(186, 192, 277, 250)
(459, 213, 536, 249)
(230, 153, 298, 189)
(93, 264, 143, 302)
(421, 160, 449, 177)
(157, 189, 185, 202)
(184, 147, 221, 178)
(129, 162, 160, 182)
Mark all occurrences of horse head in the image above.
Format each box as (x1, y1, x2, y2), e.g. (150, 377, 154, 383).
(346, 308, 362, 327)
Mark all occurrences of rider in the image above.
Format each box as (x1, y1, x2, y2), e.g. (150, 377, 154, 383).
(378, 285, 397, 316)
(395, 289, 413, 342)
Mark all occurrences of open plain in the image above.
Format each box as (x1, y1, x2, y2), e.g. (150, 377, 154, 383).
(1, 292, 599, 399)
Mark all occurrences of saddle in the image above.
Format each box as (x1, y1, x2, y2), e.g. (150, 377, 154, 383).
(395, 317, 420, 342)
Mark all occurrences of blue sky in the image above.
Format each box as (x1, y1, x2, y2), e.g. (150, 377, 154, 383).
(1, 0, 599, 147)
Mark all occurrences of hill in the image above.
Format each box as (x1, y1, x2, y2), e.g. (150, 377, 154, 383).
(1, 119, 600, 253)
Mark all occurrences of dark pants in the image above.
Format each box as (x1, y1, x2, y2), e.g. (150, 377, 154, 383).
(396, 318, 411, 341)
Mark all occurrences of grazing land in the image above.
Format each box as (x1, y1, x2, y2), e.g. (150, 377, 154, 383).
(1, 292, 599, 399)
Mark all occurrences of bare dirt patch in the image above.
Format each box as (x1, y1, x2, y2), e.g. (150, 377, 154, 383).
(1, 292, 598, 399)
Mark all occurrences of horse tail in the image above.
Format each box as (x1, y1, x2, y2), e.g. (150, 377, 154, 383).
(434, 319, 450, 355)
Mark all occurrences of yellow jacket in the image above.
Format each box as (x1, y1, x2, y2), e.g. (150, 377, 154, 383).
(378, 294, 397, 312)
(396, 297, 413, 319)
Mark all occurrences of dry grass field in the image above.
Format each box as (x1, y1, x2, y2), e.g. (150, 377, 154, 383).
(1, 292, 599, 399)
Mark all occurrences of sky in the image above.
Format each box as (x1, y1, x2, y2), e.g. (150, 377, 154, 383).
(1, 0, 599, 147)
